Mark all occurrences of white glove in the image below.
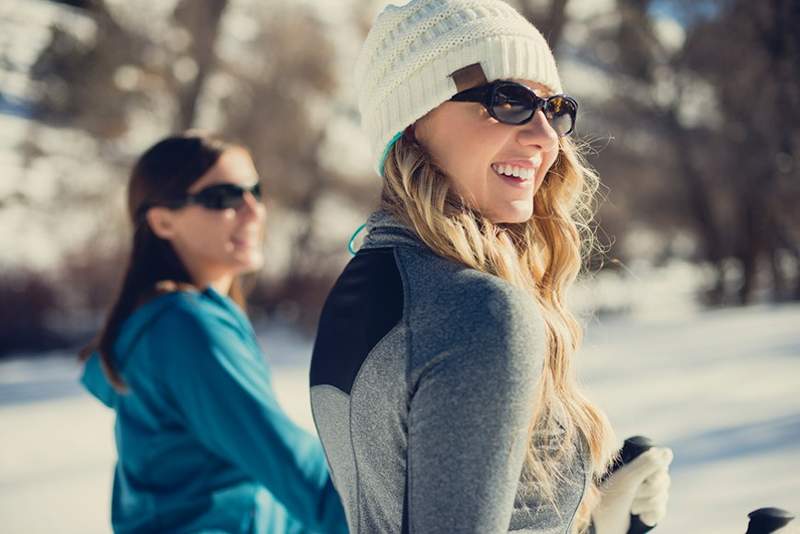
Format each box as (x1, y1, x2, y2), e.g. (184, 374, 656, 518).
(592, 446, 673, 534)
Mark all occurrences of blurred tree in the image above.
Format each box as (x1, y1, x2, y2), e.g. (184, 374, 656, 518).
(171, 0, 229, 131)
(577, 0, 799, 304)
(15, 0, 376, 339)
(5, 0, 798, 354)
(213, 3, 368, 327)
(516, 0, 571, 52)
(684, 0, 800, 302)
(0, 271, 67, 354)
(613, 0, 730, 303)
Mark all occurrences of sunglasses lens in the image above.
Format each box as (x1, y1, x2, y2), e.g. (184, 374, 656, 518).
(544, 96, 576, 136)
(205, 183, 264, 210)
(251, 182, 262, 201)
(192, 185, 242, 210)
(491, 84, 535, 124)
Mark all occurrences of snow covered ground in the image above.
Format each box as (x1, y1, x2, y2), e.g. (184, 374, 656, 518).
(1, 304, 798, 534)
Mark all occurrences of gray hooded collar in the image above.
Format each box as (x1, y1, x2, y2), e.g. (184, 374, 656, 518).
(361, 209, 425, 251)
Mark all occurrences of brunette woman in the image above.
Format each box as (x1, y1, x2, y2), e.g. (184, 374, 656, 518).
(81, 132, 347, 534)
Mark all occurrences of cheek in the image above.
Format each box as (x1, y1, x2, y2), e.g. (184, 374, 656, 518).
(209, 212, 239, 248)
(177, 211, 236, 249)
(531, 149, 560, 197)
(429, 125, 499, 196)
(544, 147, 559, 171)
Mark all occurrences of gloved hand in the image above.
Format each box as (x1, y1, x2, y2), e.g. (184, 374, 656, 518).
(591, 446, 673, 534)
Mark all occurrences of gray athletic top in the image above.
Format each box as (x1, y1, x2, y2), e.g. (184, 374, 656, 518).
(310, 209, 590, 533)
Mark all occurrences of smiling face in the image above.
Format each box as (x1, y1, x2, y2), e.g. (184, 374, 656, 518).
(146, 147, 266, 291)
(414, 79, 560, 224)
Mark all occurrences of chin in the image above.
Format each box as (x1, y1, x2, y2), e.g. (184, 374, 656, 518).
(490, 203, 534, 224)
(230, 253, 264, 274)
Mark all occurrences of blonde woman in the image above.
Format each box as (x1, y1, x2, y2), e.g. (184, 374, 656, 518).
(310, 1, 673, 533)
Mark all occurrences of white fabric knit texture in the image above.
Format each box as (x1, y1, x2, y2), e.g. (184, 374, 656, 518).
(355, 0, 563, 175)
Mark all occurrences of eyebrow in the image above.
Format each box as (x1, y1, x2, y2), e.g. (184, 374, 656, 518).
(529, 85, 553, 97)
(515, 80, 553, 97)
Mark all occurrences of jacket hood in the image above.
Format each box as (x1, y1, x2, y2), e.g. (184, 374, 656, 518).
(80, 288, 229, 408)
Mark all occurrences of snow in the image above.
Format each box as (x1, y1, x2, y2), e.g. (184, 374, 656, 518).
(1, 304, 798, 533)
(577, 305, 800, 533)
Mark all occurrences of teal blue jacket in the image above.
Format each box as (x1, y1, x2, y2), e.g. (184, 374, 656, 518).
(81, 287, 348, 534)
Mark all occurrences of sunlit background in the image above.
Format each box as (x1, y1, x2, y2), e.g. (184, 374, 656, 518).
(1, 0, 798, 533)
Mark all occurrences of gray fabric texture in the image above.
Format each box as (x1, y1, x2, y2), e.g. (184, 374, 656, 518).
(311, 210, 590, 534)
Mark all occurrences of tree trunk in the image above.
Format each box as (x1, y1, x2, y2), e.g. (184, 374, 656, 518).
(173, 0, 229, 131)
(663, 107, 727, 304)
(517, 0, 571, 52)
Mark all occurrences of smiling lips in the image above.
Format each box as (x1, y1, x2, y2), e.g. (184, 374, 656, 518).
(491, 159, 540, 186)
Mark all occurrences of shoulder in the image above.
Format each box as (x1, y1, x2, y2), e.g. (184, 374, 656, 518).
(141, 292, 267, 390)
(146, 291, 244, 350)
(448, 273, 544, 357)
(400, 246, 542, 335)
(400, 251, 546, 377)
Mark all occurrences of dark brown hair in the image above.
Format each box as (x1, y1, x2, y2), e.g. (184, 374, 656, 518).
(80, 131, 248, 390)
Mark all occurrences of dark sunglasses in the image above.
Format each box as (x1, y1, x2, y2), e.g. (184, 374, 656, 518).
(450, 80, 578, 136)
(136, 182, 263, 224)
(171, 182, 262, 210)
(137, 182, 263, 217)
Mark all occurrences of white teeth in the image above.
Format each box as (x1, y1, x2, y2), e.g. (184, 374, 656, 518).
(492, 163, 534, 181)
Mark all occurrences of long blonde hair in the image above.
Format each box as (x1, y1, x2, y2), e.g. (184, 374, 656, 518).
(382, 131, 617, 533)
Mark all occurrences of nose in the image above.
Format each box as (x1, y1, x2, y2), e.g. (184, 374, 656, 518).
(238, 190, 265, 222)
(516, 109, 559, 151)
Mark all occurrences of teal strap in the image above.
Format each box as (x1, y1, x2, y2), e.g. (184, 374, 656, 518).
(347, 223, 367, 255)
(378, 131, 404, 176)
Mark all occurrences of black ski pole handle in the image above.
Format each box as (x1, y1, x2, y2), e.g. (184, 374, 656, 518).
(745, 507, 795, 534)
(602, 435, 657, 534)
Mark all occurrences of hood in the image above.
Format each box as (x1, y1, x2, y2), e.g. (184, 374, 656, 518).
(80, 290, 196, 408)
(360, 209, 425, 251)
(81, 351, 118, 408)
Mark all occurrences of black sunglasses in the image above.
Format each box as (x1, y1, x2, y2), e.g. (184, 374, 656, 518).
(171, 182, 262, 210)
(450, 80, 578, 136)
(137, 182, 263, 224)
(137, 182, 263, 218)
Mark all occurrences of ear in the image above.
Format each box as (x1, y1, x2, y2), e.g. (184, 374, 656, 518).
(145, 207, 177, 240)
(413, 113, 435, 148)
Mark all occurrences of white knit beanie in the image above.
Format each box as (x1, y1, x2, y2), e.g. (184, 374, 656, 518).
(356, 0, 563, 176)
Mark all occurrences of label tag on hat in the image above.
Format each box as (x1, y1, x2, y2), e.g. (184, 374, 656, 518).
(451, 63, 488, 91)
